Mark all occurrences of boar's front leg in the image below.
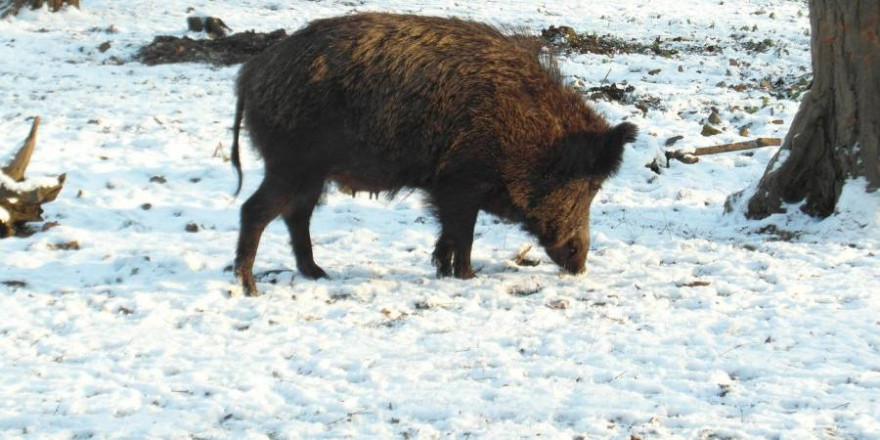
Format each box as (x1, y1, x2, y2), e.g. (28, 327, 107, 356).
(431, 188, 482, 279)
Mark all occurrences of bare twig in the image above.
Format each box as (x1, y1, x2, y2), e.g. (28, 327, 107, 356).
(600, 67, 612, 85)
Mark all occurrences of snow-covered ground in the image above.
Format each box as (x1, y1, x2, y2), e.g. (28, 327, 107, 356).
(2, 1, 879, 439)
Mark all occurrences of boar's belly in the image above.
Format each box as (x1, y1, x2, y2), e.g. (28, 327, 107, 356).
(330, 172, 397, 195)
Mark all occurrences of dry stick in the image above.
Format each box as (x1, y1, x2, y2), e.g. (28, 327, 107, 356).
(600, 66, 612, 85)
(691, 137, 782, 155)
(667, 137, 782, 164)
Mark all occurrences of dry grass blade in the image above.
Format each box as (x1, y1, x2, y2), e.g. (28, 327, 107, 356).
(513, 244, 540, 267)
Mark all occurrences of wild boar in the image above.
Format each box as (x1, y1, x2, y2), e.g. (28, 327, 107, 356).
(231, 12, 637, 296)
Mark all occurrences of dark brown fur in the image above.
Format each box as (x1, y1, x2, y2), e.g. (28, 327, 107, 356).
(231, 13, 637, 296)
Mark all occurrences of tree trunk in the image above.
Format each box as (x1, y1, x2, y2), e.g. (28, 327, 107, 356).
(1, 0, 79, 17)
(727, 0, 880, 219)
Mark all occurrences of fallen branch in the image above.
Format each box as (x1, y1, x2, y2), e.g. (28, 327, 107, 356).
(667, 137, 782, 164)
(690, 137, 782, 155)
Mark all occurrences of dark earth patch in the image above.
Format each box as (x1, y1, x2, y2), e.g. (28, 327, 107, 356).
(541, 25, 679, 57)
(137, 29, 287, 66)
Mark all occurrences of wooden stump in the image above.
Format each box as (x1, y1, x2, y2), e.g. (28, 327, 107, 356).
(1, 117, 66, 238)
(1, 0, 79, 18)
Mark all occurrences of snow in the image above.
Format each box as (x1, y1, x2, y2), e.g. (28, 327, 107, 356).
(1, 1, 879, 439)
(1, 170, 61, 193)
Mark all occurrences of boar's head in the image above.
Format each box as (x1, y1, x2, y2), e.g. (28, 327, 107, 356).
(522, 122, 637, 275)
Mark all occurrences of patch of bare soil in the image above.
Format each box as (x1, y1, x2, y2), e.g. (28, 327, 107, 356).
(586, 83, 636, 103)
(137, 29, 287, 66)
(541, 25, 679, 57)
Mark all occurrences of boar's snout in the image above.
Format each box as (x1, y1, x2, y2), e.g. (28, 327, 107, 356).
(543, 237, 588, 275)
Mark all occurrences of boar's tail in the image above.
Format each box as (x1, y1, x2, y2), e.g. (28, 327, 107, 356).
(231, 92, 245, 197)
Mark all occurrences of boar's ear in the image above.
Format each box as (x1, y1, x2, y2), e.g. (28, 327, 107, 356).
(596, 122, 637, 177)
(557, 122, 637, 180)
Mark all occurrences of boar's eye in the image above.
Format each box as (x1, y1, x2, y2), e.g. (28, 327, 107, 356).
(568, 244, 578, 256)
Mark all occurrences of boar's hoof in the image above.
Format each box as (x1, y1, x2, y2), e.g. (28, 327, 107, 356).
(239, 278, 260, 297)
(455, 266, 476, 280)
(454, 267, 476, 280)
(298, 264, 328, 280)
(435, 265, 475, 279)
(234, 267, 260, 297)
(432, 256, 453, 278)
(434, 264, 452, 278)
(243, 285, 260, 297)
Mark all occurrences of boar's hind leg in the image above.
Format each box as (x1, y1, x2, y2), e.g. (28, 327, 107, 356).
(281, 186, 328, 280)
(431, 190, 482, 279)
(234, 178, 296, 296)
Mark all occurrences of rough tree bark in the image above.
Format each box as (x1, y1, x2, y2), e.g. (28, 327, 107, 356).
(1, 0, 79, 18)
(727, 0, 880, 219)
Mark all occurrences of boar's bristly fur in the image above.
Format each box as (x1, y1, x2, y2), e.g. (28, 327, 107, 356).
(231, 13, 638, 296)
